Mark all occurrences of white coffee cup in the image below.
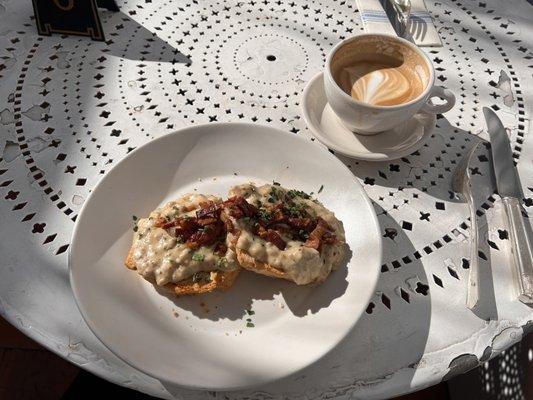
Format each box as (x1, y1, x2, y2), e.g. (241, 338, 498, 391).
(324, 34, 455, 135)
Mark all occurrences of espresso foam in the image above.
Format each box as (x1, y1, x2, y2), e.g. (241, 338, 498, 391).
(330, 37, 430, 107)
(338, 60, 425, 106)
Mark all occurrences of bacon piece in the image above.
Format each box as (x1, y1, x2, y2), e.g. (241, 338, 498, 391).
(257, 227, 286, 250)
(161, 217, 197, 230)
(265, 229, 287, 250)
(152, 201, 237, 251)
(185, 241, 199, 250)
(196, 201, 221, 219)
(196, 217, 218, 226)
(304, 237, 321, 250)
(268, 223, 290, 234)
(286, 217, 315, 232)
(185, 223, 224, 249)
(239, 198, 259, 217)
(254, 224, 266, 237)
(304, 217, 336, 251)
(223, 196, 258, 219)
(269, 203, 285, 224)
(214, 242, 227, 256)
(220, 210, 235, 233)
(224, 218, 234, 232)
(255, 203, 284, 228)
(220, 195, 336, 252)
(159, 217, 200, 242)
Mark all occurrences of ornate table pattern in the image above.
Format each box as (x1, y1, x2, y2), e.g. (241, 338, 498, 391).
(0, 0, 532, 398)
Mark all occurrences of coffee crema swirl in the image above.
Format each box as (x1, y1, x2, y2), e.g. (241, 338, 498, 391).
(338, 62, 425, 106)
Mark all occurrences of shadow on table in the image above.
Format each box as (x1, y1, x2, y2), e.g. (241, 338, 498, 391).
(333, 116, 495, 205)
(161, 202, 432, 398)
(154, 247, 351, 321)
(334, 116, 501, 320)
(98, 9, 191, 64)
(448, 330, 533, 400)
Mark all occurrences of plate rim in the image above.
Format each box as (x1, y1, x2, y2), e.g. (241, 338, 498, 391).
(301, 72, 436, 161)
(68, 122, 383, 390)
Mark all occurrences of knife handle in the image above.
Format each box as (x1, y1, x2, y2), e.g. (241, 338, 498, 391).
(503, 197, 533, 304)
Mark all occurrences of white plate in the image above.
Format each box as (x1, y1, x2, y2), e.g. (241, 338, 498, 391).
(302, 72, 437, 161)
(69, 123, 382, 390)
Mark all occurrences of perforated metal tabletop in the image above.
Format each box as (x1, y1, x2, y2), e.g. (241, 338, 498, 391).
(0, 0, 532, 398)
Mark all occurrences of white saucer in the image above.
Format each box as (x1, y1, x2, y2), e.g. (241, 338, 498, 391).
(302, 72, 437, 161)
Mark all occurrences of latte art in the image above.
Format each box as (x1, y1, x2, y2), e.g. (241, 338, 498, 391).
(338, 61, 426, 106)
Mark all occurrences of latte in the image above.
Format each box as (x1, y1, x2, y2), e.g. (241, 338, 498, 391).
(329, 37, 430, 107)
(338, 58, 425, 106)
(324, 34, 455, 134)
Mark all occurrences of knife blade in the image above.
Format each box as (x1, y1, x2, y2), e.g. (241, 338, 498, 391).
(483, 106, 533, 304)
(483, 107, 522, 199)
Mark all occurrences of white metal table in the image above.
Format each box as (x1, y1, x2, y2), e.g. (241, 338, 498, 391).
(0, 0, 532, 398)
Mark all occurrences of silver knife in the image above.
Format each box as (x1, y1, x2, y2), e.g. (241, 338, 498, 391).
(484, 107, 533, 304)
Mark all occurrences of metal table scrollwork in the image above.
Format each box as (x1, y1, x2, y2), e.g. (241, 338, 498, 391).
(0, 0, 532, 398)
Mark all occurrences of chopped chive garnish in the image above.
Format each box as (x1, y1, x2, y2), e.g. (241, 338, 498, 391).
(192, 253, 204, 262)
(287, 189, 311, 200)
(246, 322, 255, 328)
(259, 209, 271, 220)
(246, 309, 255, 315)
(318, 184, 324, 193)
(217, 257, 227, 268)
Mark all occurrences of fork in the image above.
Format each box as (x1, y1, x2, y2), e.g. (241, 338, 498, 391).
(390, 0, 412, 38)
(451, 141, 481, 310)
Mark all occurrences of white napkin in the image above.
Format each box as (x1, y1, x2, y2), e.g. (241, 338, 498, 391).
(407, 0, 442, 47)
(356, 0, 442, 47)
(356, 0, 397, 36)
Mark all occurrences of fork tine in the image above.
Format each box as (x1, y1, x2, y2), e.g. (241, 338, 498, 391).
(451, 140, 481, 192)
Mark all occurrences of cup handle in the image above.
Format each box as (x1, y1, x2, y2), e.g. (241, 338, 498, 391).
(421, 86, 456, 114)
